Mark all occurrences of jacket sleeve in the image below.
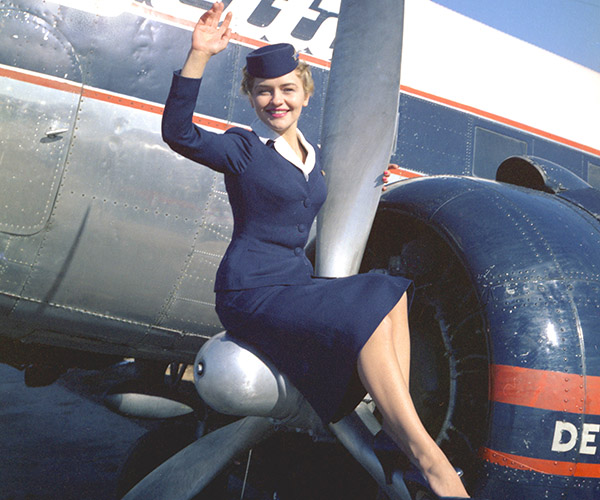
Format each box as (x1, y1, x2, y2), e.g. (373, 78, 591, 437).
(161, 71, 253, 175)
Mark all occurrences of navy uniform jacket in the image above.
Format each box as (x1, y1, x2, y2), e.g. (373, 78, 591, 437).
(161, 72, 328, 291)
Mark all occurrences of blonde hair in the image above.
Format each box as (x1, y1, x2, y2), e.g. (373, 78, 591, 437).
(240, 61, 314, 97)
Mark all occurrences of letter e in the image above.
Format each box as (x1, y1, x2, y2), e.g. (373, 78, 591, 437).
(580, 423, 600, 455)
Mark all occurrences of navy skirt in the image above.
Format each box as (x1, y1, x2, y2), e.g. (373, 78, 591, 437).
(215, 273, 413, 423)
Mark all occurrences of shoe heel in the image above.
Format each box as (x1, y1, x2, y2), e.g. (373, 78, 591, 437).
(403, 467, 466, 500)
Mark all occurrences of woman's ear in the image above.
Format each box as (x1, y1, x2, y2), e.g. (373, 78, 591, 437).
(249, 96, 255, 109)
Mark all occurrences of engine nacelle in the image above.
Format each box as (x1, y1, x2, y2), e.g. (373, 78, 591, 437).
(193, 332, 318, 427)
(368, 169, 600, 499)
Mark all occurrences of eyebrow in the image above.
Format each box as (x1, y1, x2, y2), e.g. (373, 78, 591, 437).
(255, 82, 299, 91)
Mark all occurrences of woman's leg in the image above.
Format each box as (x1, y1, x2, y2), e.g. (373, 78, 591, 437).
(357, 293, 469, 498)
(388, 295, 411, 387)
(379, 296, 410, 445)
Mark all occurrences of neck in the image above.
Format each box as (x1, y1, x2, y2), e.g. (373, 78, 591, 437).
(282, 127, 307, 163)
(280, 123, 298, 146)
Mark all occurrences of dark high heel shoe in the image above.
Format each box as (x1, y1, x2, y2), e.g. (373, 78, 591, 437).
(372, 430, 465, 495)
(371, 430, 410, 484)
(403, 467, 467, 500)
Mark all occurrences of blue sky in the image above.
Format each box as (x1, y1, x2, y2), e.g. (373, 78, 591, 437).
(433, 0, 600, 72)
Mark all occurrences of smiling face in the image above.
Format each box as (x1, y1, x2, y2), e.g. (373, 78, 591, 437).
(249, 70, 310, 139)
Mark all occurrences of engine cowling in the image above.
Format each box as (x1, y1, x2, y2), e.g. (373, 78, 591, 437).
(363, 172, 600, 499)
(193, 332, 321, 429)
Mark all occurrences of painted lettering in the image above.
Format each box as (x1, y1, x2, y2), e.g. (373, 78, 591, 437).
(551, 420, 600, 456)
(53, 0, 338, 63)
(154, 0, 338, 62)
(580, 423, 600, 455)
(262, 0, 319, 43)
(551, 421, 578, 452)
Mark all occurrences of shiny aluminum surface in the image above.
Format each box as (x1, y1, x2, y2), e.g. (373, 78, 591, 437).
(316, 0, 404, 277)
(194, 331, 314, 421)
(0, 4, 234, 360)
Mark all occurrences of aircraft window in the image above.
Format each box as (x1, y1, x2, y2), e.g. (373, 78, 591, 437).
(588, 162, 600, 189)
(472, 127, 527, 180)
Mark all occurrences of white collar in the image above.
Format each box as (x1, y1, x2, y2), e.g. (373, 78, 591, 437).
(251, 119, 315, 181)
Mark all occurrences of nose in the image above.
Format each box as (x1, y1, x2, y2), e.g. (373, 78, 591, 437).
(271, 89, 284, 105)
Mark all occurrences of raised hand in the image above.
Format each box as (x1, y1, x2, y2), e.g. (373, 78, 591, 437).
(181, 2, 233, 78)
(191, 2, 232, 57)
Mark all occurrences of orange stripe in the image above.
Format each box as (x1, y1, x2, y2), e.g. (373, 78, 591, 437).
(2, 65, 598, 158)
(81, 88, 165, 115)
(490, 364, 600, 415)
(401, 85, 600, 157)
(388, 164, 423, 179)
(480, 447, 600, 478)
(1, 66, 237, 132)
(0, 66, 81, 94)
(81, 87, 236, 131)
(192, 114, 235, 132)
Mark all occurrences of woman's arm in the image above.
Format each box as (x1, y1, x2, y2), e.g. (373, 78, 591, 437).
(181, 2, 232, 79)
(162, 3, 253, 175)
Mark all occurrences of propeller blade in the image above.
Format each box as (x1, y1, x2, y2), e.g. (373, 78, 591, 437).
(122, 416, 275, 500)
(316, 0, 405, 277)
(330, 403, 412, 500)
(104, 391, 194, 419)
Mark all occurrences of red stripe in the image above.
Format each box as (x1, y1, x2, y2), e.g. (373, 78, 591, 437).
(81, 87, 235, 131)
(2, 65, 598, 158)
(0, 66, 236, 132)
(401, 85, 600, 157)
(388, 164, 423, 179)
(0, 66, 81, 94)
(490, 364, 600, 415)
(485, 365, 600, 478)
(480, 447, 600, 478)
(81, 88, 164, 115)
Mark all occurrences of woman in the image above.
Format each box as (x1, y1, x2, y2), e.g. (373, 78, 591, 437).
(161, 3, 469, 498)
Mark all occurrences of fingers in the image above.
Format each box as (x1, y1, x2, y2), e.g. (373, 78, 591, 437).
(208, 2, 223, 27)
(382, 169, 390, 192)
(198, 2, 224, 28)
(220, 10, 233, 34)
(196, 4, 232, 36)
(221, 28, 233, 46)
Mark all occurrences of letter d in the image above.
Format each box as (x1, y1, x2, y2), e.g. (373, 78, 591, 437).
(551, 421, 578, 453)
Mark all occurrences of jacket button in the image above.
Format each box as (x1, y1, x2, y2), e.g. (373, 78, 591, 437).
(294, 247, 302, 256)
(303, 198, 310, 208)
(297, 223, 306, 233)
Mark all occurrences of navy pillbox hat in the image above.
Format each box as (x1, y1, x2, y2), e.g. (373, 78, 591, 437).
(246, 43, 298, 78)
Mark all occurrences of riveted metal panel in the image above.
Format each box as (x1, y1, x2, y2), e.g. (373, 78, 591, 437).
(0, 8, 82, 235)
(9, 96, 225, 346)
